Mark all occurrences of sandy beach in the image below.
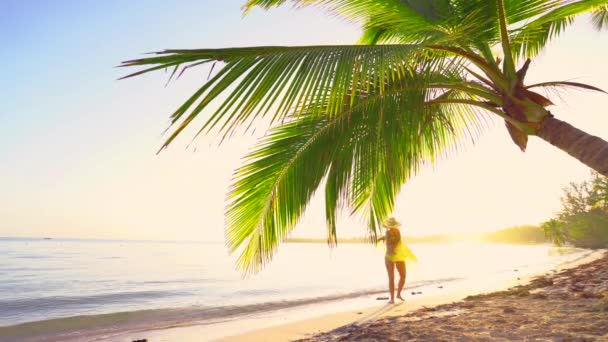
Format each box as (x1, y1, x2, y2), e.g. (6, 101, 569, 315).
(129, 249, 607, 342)
(281, 251, 608, 342)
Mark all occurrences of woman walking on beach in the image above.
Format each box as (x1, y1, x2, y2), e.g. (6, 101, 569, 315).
(378, 217, 407, 303)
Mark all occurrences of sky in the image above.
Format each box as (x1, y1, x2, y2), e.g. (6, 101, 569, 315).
(1, 0, 608, 242)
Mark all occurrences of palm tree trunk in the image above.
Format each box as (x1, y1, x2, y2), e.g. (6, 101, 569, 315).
(537, 116, 608, 176)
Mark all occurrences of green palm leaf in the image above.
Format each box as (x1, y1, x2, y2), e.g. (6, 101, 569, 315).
(226, 113, 336, 274)
(592, 5, 608, 29)
(245, 0, 556, 46)
(511, 0, 608, 60)
(121, 45, 426, 149)
(244, 1, 607, 61)
(526, 81, 607, 93)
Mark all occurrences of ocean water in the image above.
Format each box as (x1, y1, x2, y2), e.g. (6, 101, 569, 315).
(0, 238, 590, 329)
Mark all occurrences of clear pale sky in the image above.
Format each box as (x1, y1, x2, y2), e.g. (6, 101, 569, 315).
(1, 0, 607, 242)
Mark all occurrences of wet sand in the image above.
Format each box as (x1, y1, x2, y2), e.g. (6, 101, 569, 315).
(295, 251, 608, 341)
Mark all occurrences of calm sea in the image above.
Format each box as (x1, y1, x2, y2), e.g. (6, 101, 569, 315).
(0, 238, 590, 328)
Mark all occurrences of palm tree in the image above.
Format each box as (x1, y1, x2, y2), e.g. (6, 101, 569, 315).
(121, 0, 608, 273)
(542, 219, 568, 246)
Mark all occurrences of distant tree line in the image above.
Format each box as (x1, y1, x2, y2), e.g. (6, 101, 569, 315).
(481, 225, 547, 244)
(543, 172, 608, 249)
(286, 226, 550, 245)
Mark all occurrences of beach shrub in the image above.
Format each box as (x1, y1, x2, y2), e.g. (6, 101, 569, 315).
(544, 173, 608, 249)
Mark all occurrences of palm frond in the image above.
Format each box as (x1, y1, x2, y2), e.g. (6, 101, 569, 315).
(245, 0, 556, 47)
(247, 0, 490, 46)
(121, 45, 425, 150)
(510, 0, 608, 60)
(346, 75, 487, 238)
(244, 0, 441, 27)
(526, 80, 607, 93)
(243, 0, 605, 62)
(226, 113, 336, 274)
(592, 5, 608, 30)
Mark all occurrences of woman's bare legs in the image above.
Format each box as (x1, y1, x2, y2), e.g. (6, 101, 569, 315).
(384, 258, 395, 303)
(395, 261, 406, 301)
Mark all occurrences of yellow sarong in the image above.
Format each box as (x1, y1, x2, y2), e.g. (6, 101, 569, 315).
(385, 242, 418, 262)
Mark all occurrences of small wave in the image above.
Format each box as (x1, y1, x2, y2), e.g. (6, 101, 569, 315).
(0, 277, 469, 341)
(233, 288, 280, 296)
(0, 291, 191, 320)
(1, 278, 458, 328)
(1, 276, 463, 325)
(2, 293, 376, 335)
(138, 278, 228, 285)
(14, 255, 48, 259)
(0, 266, 67, 272)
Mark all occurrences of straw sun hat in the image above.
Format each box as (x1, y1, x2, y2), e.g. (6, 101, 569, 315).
(382, 217, 401, 229)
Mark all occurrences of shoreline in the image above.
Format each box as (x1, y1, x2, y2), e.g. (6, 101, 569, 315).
(217, 249, 606, 341)
(296, 249, 608, 341)
(126, 249, 604, 342)
(1, 248, 602, 342)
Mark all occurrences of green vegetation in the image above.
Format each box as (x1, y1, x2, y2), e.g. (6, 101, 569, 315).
(543, 173, 608, 249)
(122, 1, 608, 272)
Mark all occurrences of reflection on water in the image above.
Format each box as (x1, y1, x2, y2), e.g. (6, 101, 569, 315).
(0, 238, 589, 326)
